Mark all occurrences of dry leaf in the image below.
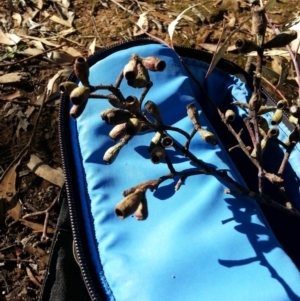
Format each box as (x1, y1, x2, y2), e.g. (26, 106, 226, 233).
(16, 110, 29, 132)
(271, 56, 290, 87)
(181, 15, 194, 23)
(22, 48, 44, 56)
(53, 0, 71, 19)
(199, 43, 237, 52)
(0, 31, 22, 45)
(18, 34, 59, 47)
(89, 38, 97, 55)
(47, 69, 69, 96)
(27, 154, 65, 188)
(247, 49, 289, 56)
(43, 11, 74, 28)
(206, 15, 251, 77)
(192, 7, 206, 23)
(0, 160, 22, 221)
(168, 5, 198, 48)
(213, 0, 222, 6)
(150, 11, 173, 23)
(134, 12, 149, 36)
(20, 218, 54, 233)
(47, 51, 74, 64)
(0, 90, 22, 101)
(26, 267, 42, 287)
(27, 18, 44, 30)
(0, 73, 30, 84)
(61, 46, 82, 57)
(12, 13, 22, 27)
(3, 103, 21, 118)
(56, 27, 77, 37)
(205, 19, 227, 78)
(28, 40, 45, 50)
(265, 0, 278, 11)
(36, 0, 43, 9)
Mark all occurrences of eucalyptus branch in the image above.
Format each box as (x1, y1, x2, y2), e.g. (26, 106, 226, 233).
(115, 71, 124, 88)
(93, 84, 126, 102)
(184, 128, 197, 150)
(123, 170, 206, 196)
(159, 125, 191, 140)
(60, 51, 300, 222)
(260, 75, 289, 105)
(181, 61, 290, 199)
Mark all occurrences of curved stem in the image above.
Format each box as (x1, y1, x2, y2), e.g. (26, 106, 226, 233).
(160, 125, 190, 140)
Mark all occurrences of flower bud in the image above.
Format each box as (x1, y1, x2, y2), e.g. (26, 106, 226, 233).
(276, 100, 287, 110)
(225, 109, 236, 122)
(289, 115, 298, 124)
(258, 127, 267, 137)
(74, 56, 90, 86)
(69, 101, 88, 119)
(267, 127, 279, 138)
(127, 63, 150, 88)
(285, 128, 300, 147)
(70, 86, 91, 105)
(161, 135, 173, 148)
(108, 95, 126, 109)
(263, 31, 298, 49)
(235, 39, 260, 54)
(148, 132, 161, 152)
(252, 6, 267, 47)
(103, 142, 124, 164)
(197, 128, 218, 145)
(271, 109, 283, 126)
(150, 145, 166, 164)
(123, 54, 139, 80)
(124, 96, 140, 114)
(186, 102, 200, 126)
(134, 197, 148, 220)
(257, 116, 269, 134)
(144, 100, 162, 123)
(109, 123, 127, 141)
(115, 189, 145, 219)
(251, 138, 268, 158)
(59, 81, 78, 95)
(125, 118, 141, 135)
(141, 56, 166, 71)
(257, 105, 276, 115)
(100, 108, 133, 125)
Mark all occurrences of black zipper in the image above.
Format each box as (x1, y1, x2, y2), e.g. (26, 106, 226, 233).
(58, 37, 295, 301)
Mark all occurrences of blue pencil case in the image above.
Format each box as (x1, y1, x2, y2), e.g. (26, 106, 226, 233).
(59, 39, 300, 301)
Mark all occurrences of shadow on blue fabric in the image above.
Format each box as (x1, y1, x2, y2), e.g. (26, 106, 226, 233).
(220, 198, 300, 301)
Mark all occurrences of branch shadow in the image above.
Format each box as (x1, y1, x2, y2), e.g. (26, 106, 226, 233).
(219, 198, 300, 301)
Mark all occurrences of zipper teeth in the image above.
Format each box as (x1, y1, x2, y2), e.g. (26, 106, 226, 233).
(59, 39, 134, 301)
(59, 94, 101, 301)
(59, 38, 295, 300)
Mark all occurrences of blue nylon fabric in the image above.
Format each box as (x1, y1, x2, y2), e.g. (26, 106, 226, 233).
(71, 43, 300, 301)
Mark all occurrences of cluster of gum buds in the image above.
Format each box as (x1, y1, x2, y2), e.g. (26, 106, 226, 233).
(231, 96, 300, 158)
(207, 3, 300, 213)
(59, 53, 167, 119)
(59, 52, 221, 221)
(231, 5, 300, 162)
